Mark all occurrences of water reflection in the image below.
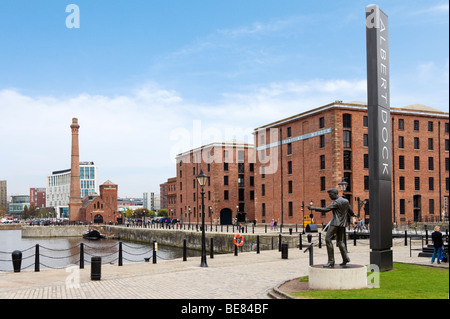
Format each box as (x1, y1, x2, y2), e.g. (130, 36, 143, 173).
(0, 230, 200, 272)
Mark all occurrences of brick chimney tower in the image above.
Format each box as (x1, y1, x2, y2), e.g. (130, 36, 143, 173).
(69, 118, 83, 221)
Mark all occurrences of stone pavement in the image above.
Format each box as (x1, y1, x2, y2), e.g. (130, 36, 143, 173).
(0, 238, 447, 299)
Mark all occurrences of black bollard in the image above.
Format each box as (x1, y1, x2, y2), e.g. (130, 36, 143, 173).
(35, 244, 40, 272)
(354, 230, 357, 246)
(309, 246, 314, 266)
(289, 228, 293, 235)
(307, 233, 312, 243)
(12, 250, 22, 273)
(278, 234, 282, 251)
(183, 239, 187, 261)
(80, 243, 84, 269)
(404, 230, 408, 246)
(153, 241, 157, 264)
(118, 242, 123, 266)
(210, 238, 214, 259)
(256, 235, 260, 254)
(91, 256, 101, 281)
(299, 234, 302, 250)
(281, 243, 288, 259)
(234, 244, 238, 256)
(319, 233, 322, 248)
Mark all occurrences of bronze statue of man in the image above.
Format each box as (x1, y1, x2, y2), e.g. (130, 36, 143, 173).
(309, 188, 355, 268)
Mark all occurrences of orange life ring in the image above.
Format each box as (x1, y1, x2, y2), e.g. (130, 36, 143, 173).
(233, 234, 244, 247)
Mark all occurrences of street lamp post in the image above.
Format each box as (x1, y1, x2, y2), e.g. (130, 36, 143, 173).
(338, 177, 348, 195)
(196, 169, 208, 268)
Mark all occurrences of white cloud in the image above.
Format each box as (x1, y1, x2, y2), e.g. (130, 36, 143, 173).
(4, 73, 445, 198)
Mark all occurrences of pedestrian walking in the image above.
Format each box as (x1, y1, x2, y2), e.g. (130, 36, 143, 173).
(431, 226, 443, 264)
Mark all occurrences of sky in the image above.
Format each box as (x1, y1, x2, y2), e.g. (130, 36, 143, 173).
(0, 0, 448, 198)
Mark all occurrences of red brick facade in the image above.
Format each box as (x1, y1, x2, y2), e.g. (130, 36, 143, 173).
(167, 177, 177, 218)
(175, 141, 255, 225)
(168, 102, 449, 227)
(79, 180, 119, 224)
(254, 102, 449, 226)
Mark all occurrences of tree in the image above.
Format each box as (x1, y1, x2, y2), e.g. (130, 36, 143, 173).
(157, 209, 168, 217)
(123, 207, 134, 219)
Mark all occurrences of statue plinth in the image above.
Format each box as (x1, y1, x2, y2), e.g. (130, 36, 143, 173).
(308, 264, 367, 290)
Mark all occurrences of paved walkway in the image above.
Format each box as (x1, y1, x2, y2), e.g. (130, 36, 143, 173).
(0, 238, 447, 299)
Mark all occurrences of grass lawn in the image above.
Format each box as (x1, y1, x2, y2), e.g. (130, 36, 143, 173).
(290, 263, 449, 299)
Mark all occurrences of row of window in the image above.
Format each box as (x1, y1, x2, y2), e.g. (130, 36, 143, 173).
(178, 189, 256, 205)
(259, 197, 441, 218)
(259, 175, 450, 196)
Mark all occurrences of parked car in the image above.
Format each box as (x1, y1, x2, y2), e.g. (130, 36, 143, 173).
(159, 217, 171, 223)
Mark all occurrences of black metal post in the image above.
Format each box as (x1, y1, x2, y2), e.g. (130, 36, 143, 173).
(210, 238, 214, 259)
(200, 188, 207, 267)
(281, 243, 288, 259)
(118, 242, 123, 266)
(256, 235, 260, 254)
(278, 234, 282, 251)
(90, 256, 101, 281)
(153, 241, 157, 264)
(12, 250, 22, 273)
(309, 246, 314, 266)
(299, 234, 302, 250)
(234, 244, 238, 256)
(80, 243, 84, 269)
(319, 233, 322, 248)
(354, 230, 357, 246)
(404, 230, 408, 246)
(35, 244, 40, 272)
(183, 239, 187, 261)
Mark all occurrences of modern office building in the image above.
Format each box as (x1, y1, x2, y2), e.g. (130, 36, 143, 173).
(143, 192, 161, 212)
(8, 195, 30, 217)
(46, 162, 98, 218)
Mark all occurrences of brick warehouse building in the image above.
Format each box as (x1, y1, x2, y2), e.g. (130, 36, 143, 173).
(167, 101, 448, 227)
(253, 101, 449, 227)
(174, 140, 256, 225)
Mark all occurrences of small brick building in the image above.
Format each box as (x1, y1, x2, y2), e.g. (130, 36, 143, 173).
(79, 180, 119, 224)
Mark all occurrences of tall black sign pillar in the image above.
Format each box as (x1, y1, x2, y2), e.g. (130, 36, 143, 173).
(366, 4, 393, 272)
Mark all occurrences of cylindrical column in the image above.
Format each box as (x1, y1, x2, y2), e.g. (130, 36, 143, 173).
(281, 243, 288, 259)
(79, 243, 84, 269)
(91, 256, 101, 281)
(256, 235, 260, 254)
(153, 241, 157, 264)
(118, 242, 123, 266)
(210, 238, 214, 259)
(12, 250, 22, 273)
(35, 244, 40, 272)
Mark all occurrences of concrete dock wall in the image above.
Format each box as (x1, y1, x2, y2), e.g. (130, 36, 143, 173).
(16, 225, 299, 254)
(102, 225, 299, 254)
(21, 225, 88, 238)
